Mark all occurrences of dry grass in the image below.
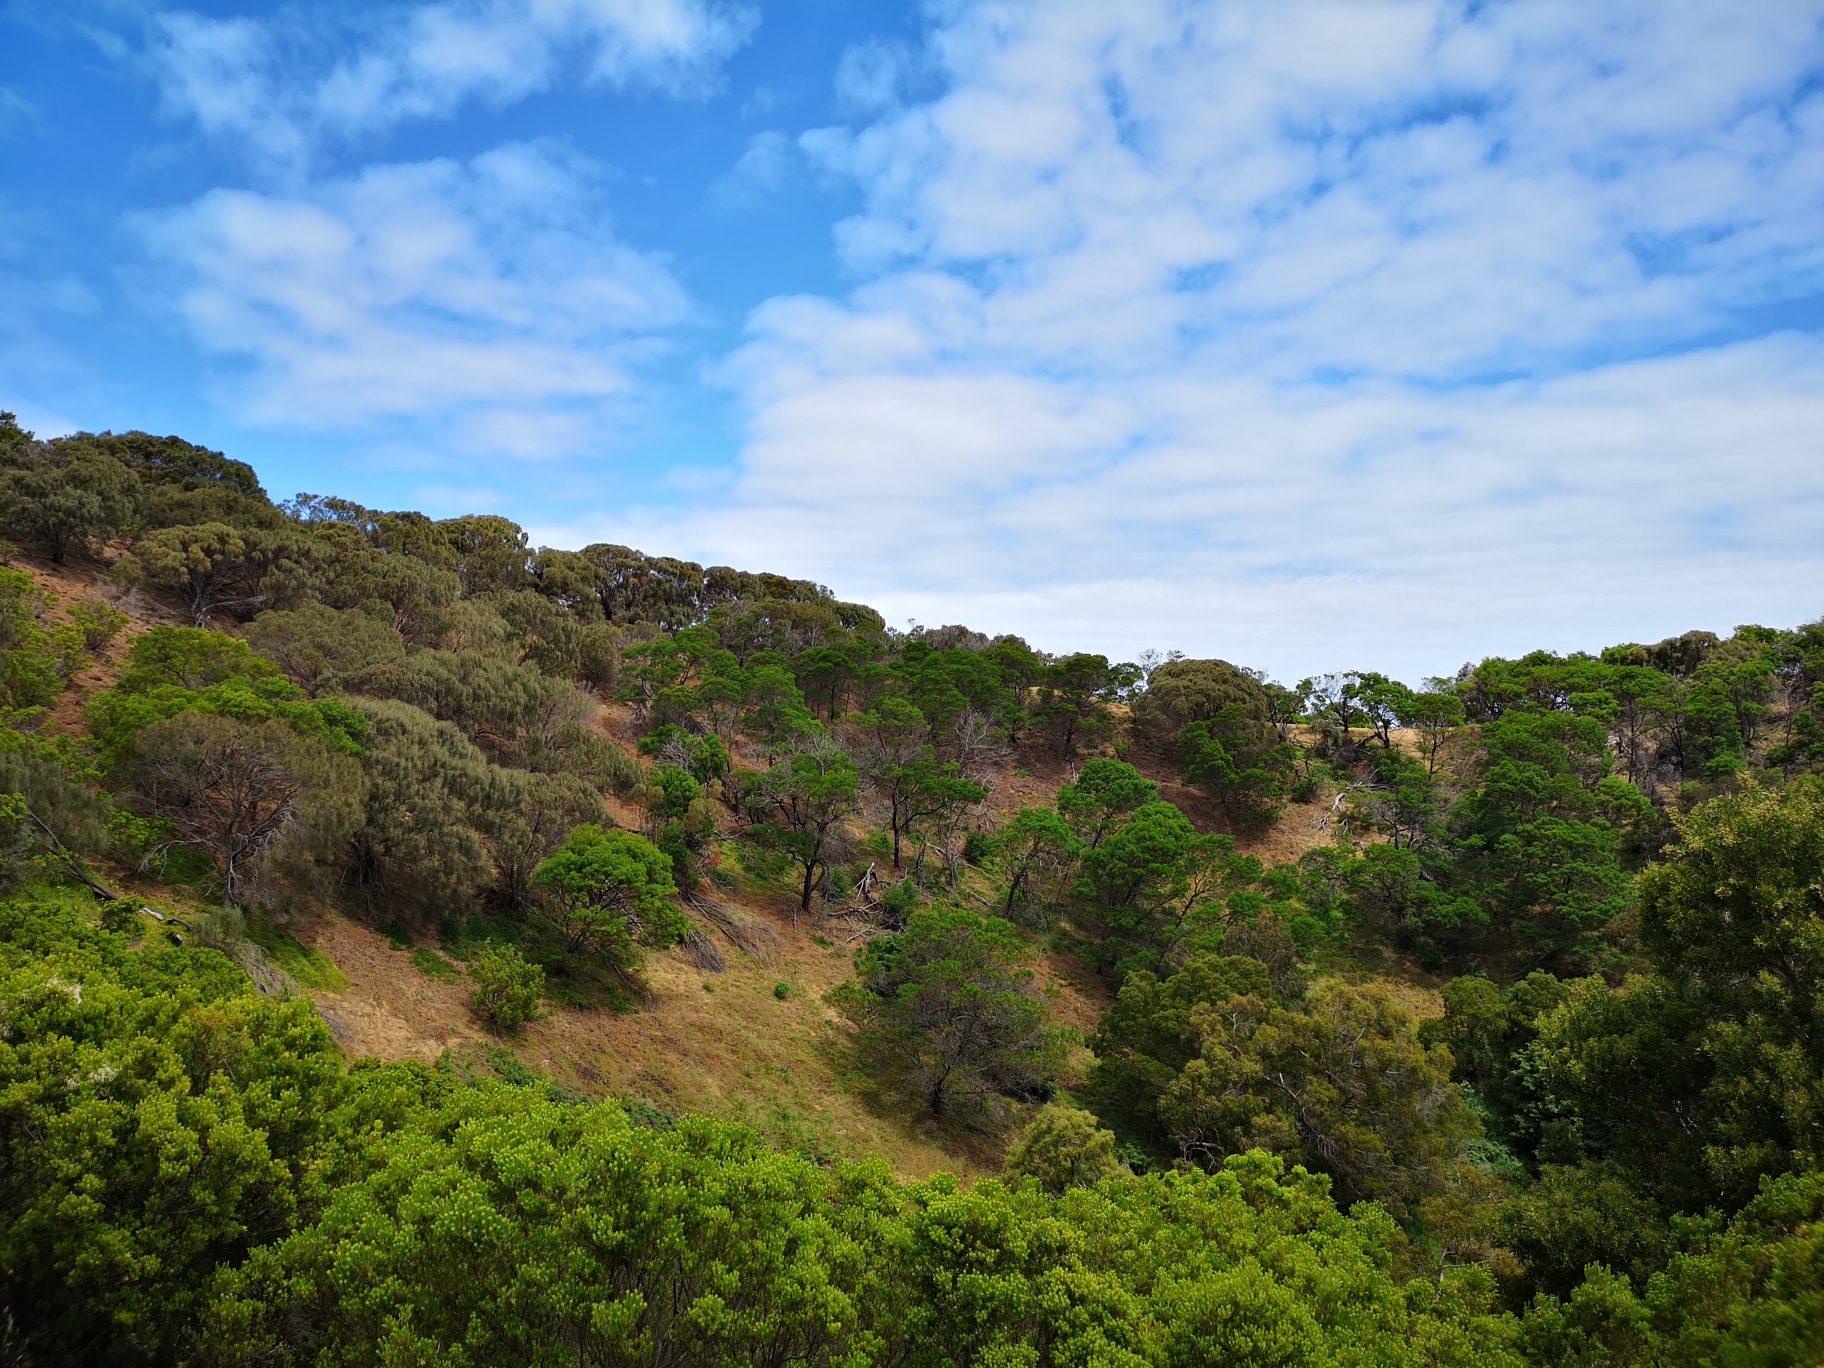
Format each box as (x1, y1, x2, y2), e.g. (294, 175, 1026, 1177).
(300, 903, 1050, 1181)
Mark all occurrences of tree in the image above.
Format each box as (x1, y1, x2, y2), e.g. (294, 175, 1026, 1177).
(131, 523, 316, 625)
(1002, 1103, 1123, 1194)
(1077, 801, 1245, 963)
(241, 603, 406, 694)
(993, 807, 1078, 927)
(1156, 982, 1475, 1214)
(0, 567, 75, 709)
(1090, 953, 1275, 1139)
(1297, 671, 1365, 742)
(1176, 705, 1298, 825)
(436, 513, 530, 596)
(853, 698, 934, 867)
(469, 944, 545, 1029)
(1531, 777, 1824, 1212)
(1035, 653, 1124, 755)
(0, 439, 142, 563)
(1399, 687, 1467, 774)
(745, 732, 860, 920)
(1055, 757, 1156, 848)
(529, 824, 686, 965)
(1351, 671, 1411, 749)
(1135, 657, 1273, 740)
(835, 907, 1061, 1117)
(122, 713, 362, 902)
(344, 698, 498, 922)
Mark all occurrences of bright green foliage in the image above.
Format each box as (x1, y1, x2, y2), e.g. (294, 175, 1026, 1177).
(836, 906, 1060, 1118)
(0, 885, 345, 1363)
(529, 823, 687, 965)
(1002, 1102, 1124, 1194)
(19, 860, 1816, 1368)
(1057, 757, 1158, 848)
(468, 944, 544, 1028)
(897, 1152, 1519, 1368)
(0, 567, 77, 708)
(90, 664, 368, 767)
(203, 1100, 906, 1368)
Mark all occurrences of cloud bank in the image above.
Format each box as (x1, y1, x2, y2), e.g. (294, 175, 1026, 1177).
(553, 0, 1824, 681)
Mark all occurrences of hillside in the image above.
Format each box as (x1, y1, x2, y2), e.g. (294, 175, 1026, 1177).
(2, 417, 1820, 1366)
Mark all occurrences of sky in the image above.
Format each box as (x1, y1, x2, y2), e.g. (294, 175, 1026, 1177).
(3, 0, 1823, 683)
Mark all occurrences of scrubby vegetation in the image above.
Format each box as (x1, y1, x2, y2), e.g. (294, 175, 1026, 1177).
(2, 409, 1821, 1364)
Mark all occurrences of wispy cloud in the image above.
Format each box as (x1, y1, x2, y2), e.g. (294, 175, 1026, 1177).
(710, 129, 795, 208)
(146, 0, 757, 170)
(577, 0, 1824, 678)
(134, 142, 692, 456)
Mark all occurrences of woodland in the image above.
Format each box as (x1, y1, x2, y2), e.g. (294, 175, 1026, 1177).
(0, 413, 1820, 1367)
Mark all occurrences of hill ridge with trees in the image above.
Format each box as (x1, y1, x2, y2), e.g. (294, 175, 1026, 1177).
(1, 412, 1820, 1366)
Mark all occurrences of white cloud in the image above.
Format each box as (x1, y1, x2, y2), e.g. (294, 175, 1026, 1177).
(582, 0, 1824, 681)
(135, 142, 691, 453)
(147, 0, 757, 169)
(710, 129, 795, 208)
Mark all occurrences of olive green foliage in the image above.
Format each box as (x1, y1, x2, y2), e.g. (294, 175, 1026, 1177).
(241, 601, 407, 694)
(120, 711, 365, 902)
(130, 522, 320, 626)
(1002, 1102, 1124, 1194)
(1137, 657, 1274, 739)
(0, 422, 143, 563)
(1092, 953, 1473, 1215)
(468, 943, 544, 1028)
(342, 697, 500, 920)
(836, 906, 1061, 1119)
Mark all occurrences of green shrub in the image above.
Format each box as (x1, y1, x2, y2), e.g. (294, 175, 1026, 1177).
(469, 944, 543, 1029)
(773, 980, 792, 1000)
(96, 897, 141, 932)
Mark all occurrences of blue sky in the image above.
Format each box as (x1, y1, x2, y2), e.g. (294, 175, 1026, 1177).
(3, 0, 1824, 681)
